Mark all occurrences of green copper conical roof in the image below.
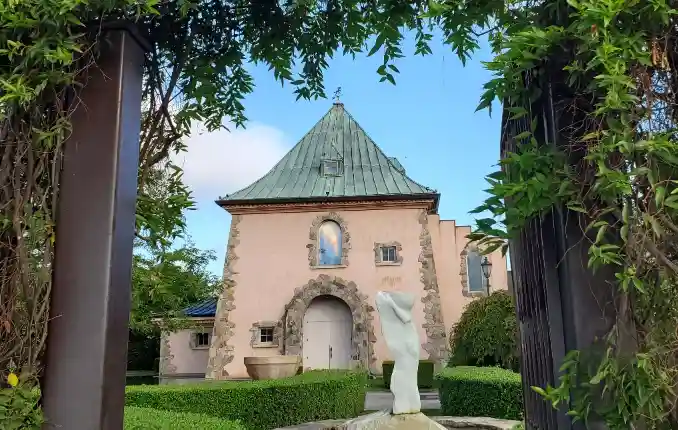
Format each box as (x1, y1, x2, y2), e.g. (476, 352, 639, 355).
(217, 102, 439, 209)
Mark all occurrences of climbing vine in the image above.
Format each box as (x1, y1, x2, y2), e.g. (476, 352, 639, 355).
(439, 0, 678, 427)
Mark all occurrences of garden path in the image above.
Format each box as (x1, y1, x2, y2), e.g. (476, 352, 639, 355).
(364, 391, 440, 411)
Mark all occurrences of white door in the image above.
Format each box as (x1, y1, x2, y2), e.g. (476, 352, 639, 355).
(329, 316, 352, 369)
(303, 296, 352, 370)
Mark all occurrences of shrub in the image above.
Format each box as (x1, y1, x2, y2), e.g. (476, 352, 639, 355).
(381, 360, 435, 389)
(126, 370, 367, 430)
(448, 290, 519, 370)
(436, 366, 523, 420)
(124, 407, 244, 429)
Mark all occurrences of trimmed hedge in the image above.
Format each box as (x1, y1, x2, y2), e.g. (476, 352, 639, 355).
(126, 370, 367, 430)
(382, 360, 435, 389)
(436, 366, 523, 420)
(124, 407, 244, 429)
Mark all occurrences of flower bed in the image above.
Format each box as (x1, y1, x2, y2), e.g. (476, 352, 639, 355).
(124, 407, 244, 429)
(436, 366, 523, 420)
(126, 370, 367, 430)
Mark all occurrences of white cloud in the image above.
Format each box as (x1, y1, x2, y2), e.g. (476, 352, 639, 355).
(174, 122, 291, 204)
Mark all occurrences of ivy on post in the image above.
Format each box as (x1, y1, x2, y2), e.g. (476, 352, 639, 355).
(41, 24, 149, 430)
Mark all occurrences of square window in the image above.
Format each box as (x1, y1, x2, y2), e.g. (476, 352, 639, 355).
(381, 246, 397, 262)
(193, 332, 210, 348)
(259, 327, 274, 343)
(322, 160, 340, 176)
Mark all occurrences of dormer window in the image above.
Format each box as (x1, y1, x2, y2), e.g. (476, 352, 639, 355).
(322, 159, 341, 176)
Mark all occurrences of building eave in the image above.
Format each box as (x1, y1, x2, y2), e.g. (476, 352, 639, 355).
(216, 193, 440, 215)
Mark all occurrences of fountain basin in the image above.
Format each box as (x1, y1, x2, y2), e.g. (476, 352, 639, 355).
(244, 355, 301, 380)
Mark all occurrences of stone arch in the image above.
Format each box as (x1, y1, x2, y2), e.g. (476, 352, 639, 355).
(282, 274, 376, 369)
(460, 243, 486, 297)
(307, 212, 351, 267)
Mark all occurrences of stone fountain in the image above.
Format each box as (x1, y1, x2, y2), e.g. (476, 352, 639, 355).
(338, 291, 447, 430)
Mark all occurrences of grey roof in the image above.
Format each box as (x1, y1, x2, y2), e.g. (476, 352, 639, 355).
(218, 102, 439, 207)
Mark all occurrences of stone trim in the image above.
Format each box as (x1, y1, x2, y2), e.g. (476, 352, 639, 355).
(206, 215, 241, 379)
(307, 212, 351, 267)
(460, 245, 488, 298)
(282, 274, 376, 370)
(373, 241, 403, 266)
(188, 330, 212, 350)
(417, 210, 448, 367)
(159, 333, 177, 375)
(250, 321, 282, 348)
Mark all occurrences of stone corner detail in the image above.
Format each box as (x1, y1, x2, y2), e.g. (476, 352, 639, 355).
(417, 210, 448, 367)
(159, 333, 177, 375)
(206, 215, 241, 380)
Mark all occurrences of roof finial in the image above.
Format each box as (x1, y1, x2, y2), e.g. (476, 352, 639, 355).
(333, 87, 343, 105)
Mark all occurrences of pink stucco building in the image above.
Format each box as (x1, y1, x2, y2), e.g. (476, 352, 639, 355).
(159, 102, 507, 382)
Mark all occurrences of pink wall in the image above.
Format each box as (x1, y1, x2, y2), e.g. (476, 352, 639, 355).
(217, 206, 508, 378)
(429, 216, 508, 335)
(164, 328, 212, 375)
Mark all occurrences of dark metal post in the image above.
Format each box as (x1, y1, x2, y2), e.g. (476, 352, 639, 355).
(502, 67, 618, 430)
(42, 27, 147, 430)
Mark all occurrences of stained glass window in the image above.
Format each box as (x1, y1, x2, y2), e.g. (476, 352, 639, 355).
(318, 221, 342, 265)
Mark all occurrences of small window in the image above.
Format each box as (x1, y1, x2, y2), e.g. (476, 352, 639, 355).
(466, 250, 487, 293)
(192, 332, 211, 349)
(259, 327, 274, 343)
(322, 159, 341, 176)
(381, 246, 397, 262)
(251, 322, 278, 348)
(374, 242, 402, 266)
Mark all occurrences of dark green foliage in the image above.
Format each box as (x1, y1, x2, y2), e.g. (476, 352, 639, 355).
(448, 291, 519, 371)
(124, 407, 244, 429)
(382, 360, 435, 389)
(125, 371, 367, 430)
(127, 331, 160, 372)
(131, 239, 221, 334)
(436, 366, 523, 420)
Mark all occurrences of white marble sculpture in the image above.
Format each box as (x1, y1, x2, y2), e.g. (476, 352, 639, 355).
(375, 291, 421, 415)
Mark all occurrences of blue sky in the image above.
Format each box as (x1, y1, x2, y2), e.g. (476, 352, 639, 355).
(178, 32, 502, 275)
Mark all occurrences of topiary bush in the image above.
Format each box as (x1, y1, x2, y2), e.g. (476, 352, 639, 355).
(124, 407, 244, 429)
(436, 366, 523, 420)
(382, 360, 435, 389)
(125, 370, 367, 429)
(448, 290, 519, 371)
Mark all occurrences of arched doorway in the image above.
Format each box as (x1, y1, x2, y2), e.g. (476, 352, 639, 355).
(302, 295, 352, 370)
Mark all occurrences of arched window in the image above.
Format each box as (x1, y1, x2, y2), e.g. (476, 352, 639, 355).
(318, 221, 342, 265)
(466, 249, 487, 293)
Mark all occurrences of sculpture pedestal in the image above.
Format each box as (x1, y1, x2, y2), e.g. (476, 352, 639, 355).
(340, 411, 447, 430)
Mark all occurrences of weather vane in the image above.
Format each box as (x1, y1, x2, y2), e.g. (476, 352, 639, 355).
(333, 87, 342, 103)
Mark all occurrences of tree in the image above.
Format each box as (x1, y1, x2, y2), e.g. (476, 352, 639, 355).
(130, 239, 221, 335)
(448, 291, 519, 371)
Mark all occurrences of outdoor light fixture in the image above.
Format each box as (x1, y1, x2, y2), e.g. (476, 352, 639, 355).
(481, 256, 492, 295)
